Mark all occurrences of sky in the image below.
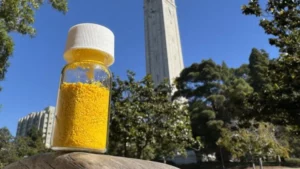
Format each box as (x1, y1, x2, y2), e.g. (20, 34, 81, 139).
(0, 0, 279, 135)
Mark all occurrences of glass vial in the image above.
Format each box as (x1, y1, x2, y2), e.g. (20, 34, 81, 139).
(51, 23, 115, 153)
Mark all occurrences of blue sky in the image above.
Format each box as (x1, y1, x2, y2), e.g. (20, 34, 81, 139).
(0, 0, 278, 135)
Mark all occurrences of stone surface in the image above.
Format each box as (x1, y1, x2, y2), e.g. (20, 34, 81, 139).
(4, 152, 179, 169)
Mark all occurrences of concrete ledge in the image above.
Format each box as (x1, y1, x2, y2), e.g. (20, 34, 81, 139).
(4, 152, 179, 169)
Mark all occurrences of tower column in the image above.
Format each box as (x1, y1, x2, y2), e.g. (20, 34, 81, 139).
(144, 0, 184, 86)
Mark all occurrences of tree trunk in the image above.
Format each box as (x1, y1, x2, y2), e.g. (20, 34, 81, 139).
(277, 155, 281, 166)
(136, 138, 149, 159)
(252, 155, 256, 169)
(219, 148, 225, 169)
(123, 135, 127, 157)
(259, 158, 263, 169)
(136, 146, 143, 159)
(252, 162, 256, 169)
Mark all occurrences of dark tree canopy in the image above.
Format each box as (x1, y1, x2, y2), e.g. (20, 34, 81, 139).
(242, 0, 300, 126)
(242, 0, 300, 55)
(0, 0, 68, 91)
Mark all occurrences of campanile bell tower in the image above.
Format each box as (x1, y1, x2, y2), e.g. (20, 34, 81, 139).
(144, 0, 184, 86)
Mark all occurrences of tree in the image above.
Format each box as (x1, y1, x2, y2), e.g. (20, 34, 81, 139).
(14, 136, 33, 158)
(15, 127, 48, 158)
(173, 59, 253, 161)
(225, 78, 253, 120)
(242, 1, 300, 127)
(244, 48, 273, 123)
(173, 60, 225, 155)
(217, 122, 289, 167)
(248, 48, 269, 92)
(234, 64, 249, 80)
(275, 125, 300, 158)
(0, 126, 48, 168)
(0, 0, 68, 90)
(109, 71, 198, 160)
(0, 127, 18, 168)
(0, 127, 12, 150)
(242, 0, 300, 55)
(246, 56, 300, 126)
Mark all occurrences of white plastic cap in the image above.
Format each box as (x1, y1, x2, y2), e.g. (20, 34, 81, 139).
(64, 23, 115, 66)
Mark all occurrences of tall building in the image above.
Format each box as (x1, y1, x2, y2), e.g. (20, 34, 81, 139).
(144, 0, 184, 86)
(16, 106, 55, 148)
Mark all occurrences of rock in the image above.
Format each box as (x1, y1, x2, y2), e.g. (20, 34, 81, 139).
(4, 152, 179, 169)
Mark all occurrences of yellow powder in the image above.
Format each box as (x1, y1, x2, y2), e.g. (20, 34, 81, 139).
(52, 82, 110, 150)
(64, 49, 113, 66)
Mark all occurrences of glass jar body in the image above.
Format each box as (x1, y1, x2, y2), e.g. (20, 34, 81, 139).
(51, 61, 111, 153)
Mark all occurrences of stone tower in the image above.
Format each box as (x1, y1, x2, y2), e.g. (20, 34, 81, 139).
(144, 0, 184, 86)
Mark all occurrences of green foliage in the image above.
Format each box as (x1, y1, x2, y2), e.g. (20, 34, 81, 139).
(0, 27, 13, 90)
(242, 1, 300, 127)
(217, 122, 289, 161)
(242, 0, 300, 55)
(14, 127, 48, 157)
(0, 127, 49, 168)
(0, 128, 18, 168)
(234, 64, 249, 80)
(0, 0, 68, 90)
(284, 158, 300, 167)
(275, 125, 300, 158)
(248, 48, 269, 92)
(0, 127, 12, 149)
(175, 161, 300, 169)
(261, 56, 300, 125)
(109, 71, 198, 160)
(174, 59, 253, 158)
(173, 60, 223, 155)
